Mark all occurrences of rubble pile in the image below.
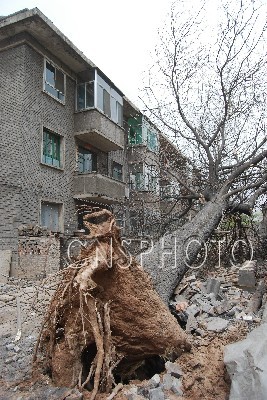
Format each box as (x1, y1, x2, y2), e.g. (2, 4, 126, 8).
(170, 260, 265, 336)
(0, 215, 266, 400)
(118, 260, 267, 400)
(124, 362, 184, 400)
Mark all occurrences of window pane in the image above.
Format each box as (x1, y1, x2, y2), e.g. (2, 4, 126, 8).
(77, 84, 85, 110)
(128, 117, 143, 145)
(55, 69, 65, 94)
(78, 147, 97, 173)
(117, 103, 123, 126)
(147, 130, 158, 152)
(45, 61, 65, 102)
(86, 82, 94, 108)
(112, 162, 122, 181)
(97, 84, 104, 110)
(103, 89, 111, 117)
(111, 96, 117, 122)
(45, 82, 58, 98)
(43, 129, 61, 167)
(45, 62, 55, 87)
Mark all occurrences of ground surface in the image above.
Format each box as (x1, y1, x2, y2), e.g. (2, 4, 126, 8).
(0, 260, 266, 399)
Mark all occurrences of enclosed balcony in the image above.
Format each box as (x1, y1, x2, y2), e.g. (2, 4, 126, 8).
(73, 173, 126, 204)
(74, 109, 124, 151)
(74, 70, 125, 152)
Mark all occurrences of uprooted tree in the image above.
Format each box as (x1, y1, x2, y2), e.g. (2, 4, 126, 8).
(139, 0, 267, 301)
(35, 1, 267, 394)
(34, 210, 190, 396)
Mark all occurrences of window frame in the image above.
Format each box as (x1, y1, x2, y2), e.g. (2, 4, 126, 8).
(40, 200, 64, 233)
(129, 163, 159, 193)
(77, 146, 97, 174)
(112, 161, 123, 181)
(43, 59, 66, 104)
(41, 127, 64, 170)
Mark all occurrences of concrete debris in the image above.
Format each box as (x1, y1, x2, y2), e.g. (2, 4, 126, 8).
(206, 277, 221, 298)
(238, 260, 257, 288)
(206, 317, 229, 332)
(162, 373, 173, 390)
(169, 258, 265, 338)
(175, 301, 188, 312)
(18, 224, 49, 237)
(224, 322, 267, 400)
(170, 377, 183, 395)
(148, 387, 165, 400)
(186, 314, 198, 332)
(149, 374, 161, 388)
(165, 361, 183, 378)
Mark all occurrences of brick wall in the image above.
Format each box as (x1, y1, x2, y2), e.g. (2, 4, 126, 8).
(0, 42, 79, 276)
(18, 236, 60, 279)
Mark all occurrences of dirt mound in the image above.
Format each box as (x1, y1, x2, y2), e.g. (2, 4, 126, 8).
(35, 210, 190, 398)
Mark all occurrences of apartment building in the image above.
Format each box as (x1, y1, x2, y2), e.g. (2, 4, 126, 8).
(0, 8, 186, 279)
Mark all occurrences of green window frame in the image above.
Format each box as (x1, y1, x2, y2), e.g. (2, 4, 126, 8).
(128, 116, 143, 145)
(42, 129, 61, 168)
(147, 129, 158, 152)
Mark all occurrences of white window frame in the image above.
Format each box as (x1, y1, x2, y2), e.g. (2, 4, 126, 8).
(43, 59, 66, 104)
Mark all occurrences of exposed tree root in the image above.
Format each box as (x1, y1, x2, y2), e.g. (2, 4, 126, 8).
(34, 210, 190, 397)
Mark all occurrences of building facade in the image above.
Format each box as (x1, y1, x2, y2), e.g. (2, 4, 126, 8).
(0, 8, 187, 278)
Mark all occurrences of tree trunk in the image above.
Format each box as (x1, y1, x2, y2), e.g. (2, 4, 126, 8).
(142, 195, 227, 303)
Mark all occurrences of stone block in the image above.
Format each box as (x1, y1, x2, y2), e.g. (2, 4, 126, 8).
(171, 377, 183, 395)
(149, 374, 161, 387)
(162, 373, 173, 390)
(238, 260, 256, 288)
(148, 387, 165, 400)
(206, 317, 229, 332)
(165, 361, 183, 378)
(224, 323, 267, 400)
(206, 278, 221, 298)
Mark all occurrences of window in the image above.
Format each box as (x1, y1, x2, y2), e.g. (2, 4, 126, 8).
(41, 202, 62, 232)
(128, 116, 143, 145)
(128, 116, 158, 152)
(77, 82, 94, 110)
(146, 165, 158, 192)
(129, 164, 159, 192)
(76, 71, 123, 127)
(78, 147, 97, 173)
(147, 129, 158, 152)
(112, 162, 123, 181)
(96, 75, 123, 126)
(42, 129, 62, 168)
(44, 60, 65, 102)
(129, 163, 145, 191)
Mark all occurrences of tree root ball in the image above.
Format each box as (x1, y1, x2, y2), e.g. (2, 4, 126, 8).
(34, 210, 190, 397)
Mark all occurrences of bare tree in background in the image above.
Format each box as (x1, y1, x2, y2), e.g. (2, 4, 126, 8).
(139, 0, 267, 300)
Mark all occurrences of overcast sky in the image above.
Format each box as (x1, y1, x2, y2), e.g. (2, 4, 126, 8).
(0, 0, 174, 106)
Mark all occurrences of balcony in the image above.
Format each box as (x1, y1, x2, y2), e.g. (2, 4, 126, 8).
(74, 109, 124, 152)
(73, 173, 126, 204)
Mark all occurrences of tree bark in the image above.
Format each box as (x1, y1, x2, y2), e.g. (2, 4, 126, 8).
(142, 195, 227, 303)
